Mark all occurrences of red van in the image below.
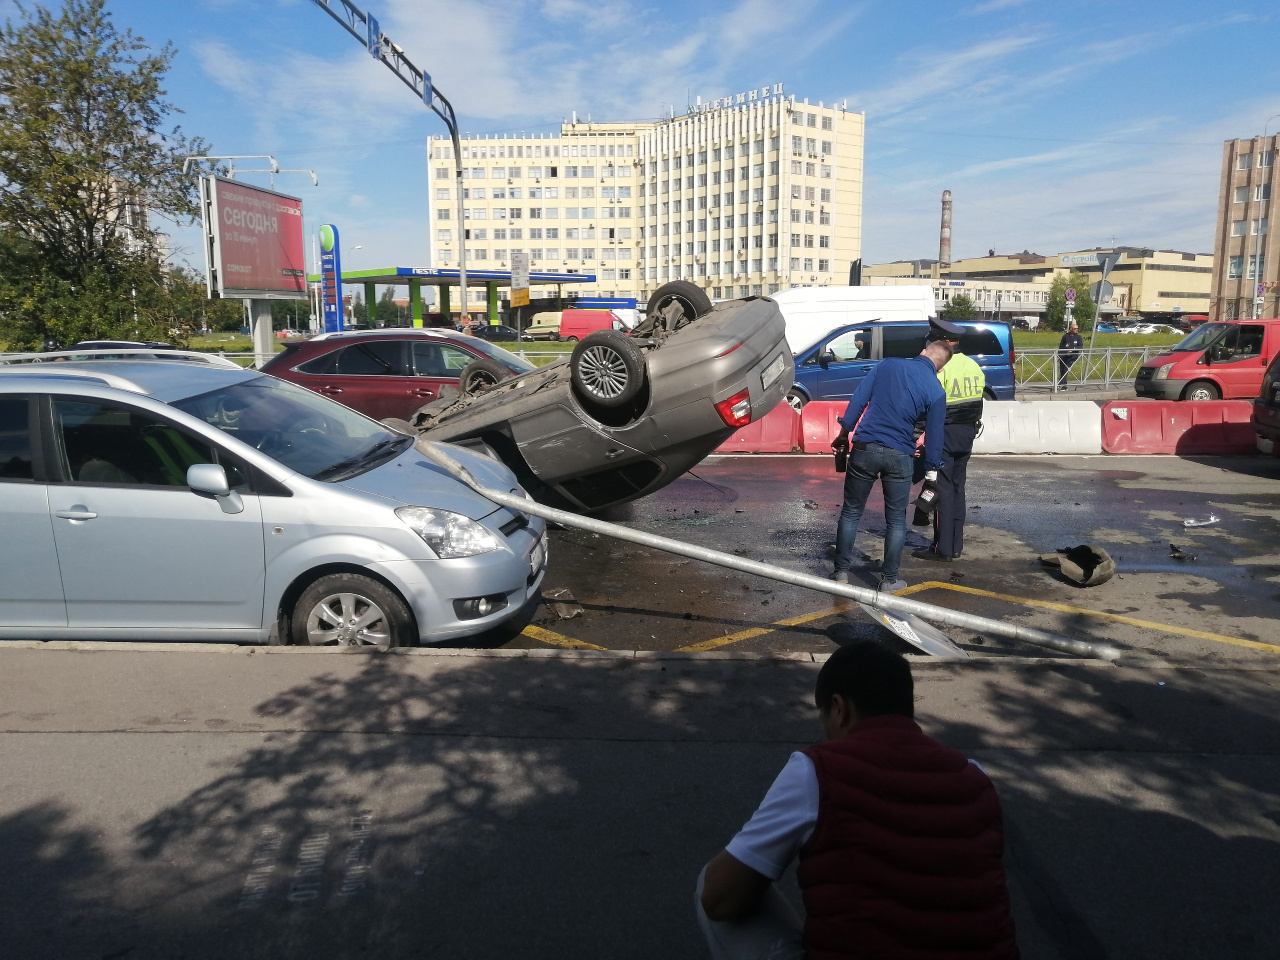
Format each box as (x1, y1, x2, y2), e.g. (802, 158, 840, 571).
(558, 309, 621, 342)
(1134, 318, 1280, 401)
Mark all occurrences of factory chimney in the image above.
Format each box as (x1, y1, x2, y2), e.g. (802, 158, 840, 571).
(939, 190, 953, 266)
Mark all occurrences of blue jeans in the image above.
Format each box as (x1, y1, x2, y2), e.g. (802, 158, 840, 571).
(835, 442, 913, 580)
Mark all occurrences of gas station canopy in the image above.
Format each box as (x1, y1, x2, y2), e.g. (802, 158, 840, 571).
(304, 265, 597, 327)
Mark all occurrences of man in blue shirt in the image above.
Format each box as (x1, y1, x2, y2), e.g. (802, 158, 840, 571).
(830, 318, 963, 592)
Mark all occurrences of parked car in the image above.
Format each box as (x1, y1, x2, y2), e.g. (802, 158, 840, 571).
(769, 285, 936, 355)
(524, 312, 563, 341)
(558, 308, 623, 342)
(64, 340, 178, 359)
(1251, 350, 1280, 454)
(1135, 317, 1280, 401)
(0, 356, 545, 646)
(408, 282, 794, 512)
(260, 329, 538, 423)
(470, 323, 531, 343)
(785, 320, 1016, 411)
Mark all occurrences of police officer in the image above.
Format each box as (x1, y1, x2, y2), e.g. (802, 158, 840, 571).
(912, 348, 984, 562)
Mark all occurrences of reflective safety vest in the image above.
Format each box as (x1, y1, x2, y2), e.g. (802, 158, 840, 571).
(938, 353, 985, 425)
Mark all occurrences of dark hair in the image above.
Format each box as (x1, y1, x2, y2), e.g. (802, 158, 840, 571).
(814, 641, 914, 719)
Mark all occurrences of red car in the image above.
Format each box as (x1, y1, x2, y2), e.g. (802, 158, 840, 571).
(260, 329, 536, 423)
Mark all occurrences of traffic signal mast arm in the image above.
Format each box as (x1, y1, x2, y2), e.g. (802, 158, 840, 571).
(308, 0, 467, 320)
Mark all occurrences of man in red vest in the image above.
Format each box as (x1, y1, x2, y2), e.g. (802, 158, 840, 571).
(696, 642, 1019, 959)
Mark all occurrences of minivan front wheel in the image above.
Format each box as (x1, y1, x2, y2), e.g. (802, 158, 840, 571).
(1182, 380, 1221, 402)
(292, 573, 416, 648)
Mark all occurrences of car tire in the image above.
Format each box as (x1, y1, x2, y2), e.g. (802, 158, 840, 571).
(459, 357, 510, 395)
(291, 573, 416, 648)
(571, 330, 646, 408)
(784, 388, 808, 413)
(1181, 380, 1220, 402)
(646, 280, 713, 325)
(564, 336, 579, 342)
(983, 388, 997, 401)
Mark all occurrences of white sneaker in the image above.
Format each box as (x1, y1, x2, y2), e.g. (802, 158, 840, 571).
(830, 570, 851, 584)
(878, 577, 908, 593)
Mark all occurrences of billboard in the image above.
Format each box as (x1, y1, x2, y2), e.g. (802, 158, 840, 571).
(200, 176, 307, 300)
(319, 224, 344, 333)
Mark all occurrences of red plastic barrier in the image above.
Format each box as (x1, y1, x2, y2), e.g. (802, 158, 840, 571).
(800, 401, 848, 453)
(1101, 399, 1257, 455)
(715, 402, 802, 453)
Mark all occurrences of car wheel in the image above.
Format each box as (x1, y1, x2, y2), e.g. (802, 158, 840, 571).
(646, 280, 713, 325)
(292, 573, 415, 648)
(564, 336, 579, 342)
(571, 330, 646, 407)
(983, 388, 997, 401)
(784, 388, 807, 413)
(459, 357, 510, 395)
(1181, 380, 1220, 402)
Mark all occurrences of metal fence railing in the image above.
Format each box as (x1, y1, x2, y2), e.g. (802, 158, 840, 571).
(1015, 346, 1161, 392)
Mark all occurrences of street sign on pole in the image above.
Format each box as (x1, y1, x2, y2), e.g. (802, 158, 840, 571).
(510, 252, 530, 308)
(1065, 288, 1076, 302)
(1096, 251, 1123, 278)
(1259, 283, 1267, 297)
(1089, 280, 1112, 305)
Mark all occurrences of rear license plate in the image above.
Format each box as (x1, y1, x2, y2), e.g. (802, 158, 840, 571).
(761, 354, 785, 390)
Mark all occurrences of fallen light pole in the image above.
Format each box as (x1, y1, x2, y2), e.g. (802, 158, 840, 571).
(416, 441, 1125, 661)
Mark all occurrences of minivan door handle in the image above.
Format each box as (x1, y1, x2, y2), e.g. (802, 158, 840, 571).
(56, 506, 98, 521)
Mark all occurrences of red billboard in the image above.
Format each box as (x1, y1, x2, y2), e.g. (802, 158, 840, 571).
(201, 176, 306, 299)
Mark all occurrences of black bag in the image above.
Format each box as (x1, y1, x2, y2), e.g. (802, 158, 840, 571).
(833, 437, 848, 473)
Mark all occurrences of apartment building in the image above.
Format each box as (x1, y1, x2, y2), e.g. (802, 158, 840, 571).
(1210, 136, 1279, 320)
(425, 86, 864, 311)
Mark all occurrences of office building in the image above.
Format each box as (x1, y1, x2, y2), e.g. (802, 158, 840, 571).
(425, 85, 864, 312)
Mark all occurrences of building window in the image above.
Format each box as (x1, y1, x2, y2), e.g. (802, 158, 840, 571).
(768, 259, 778, 272)
(806, 113, 816, 127)
(804, 235, 814, 247)
(1257, 184, 1272, 201)
(493, 228, 508, 240)
(436, 208, 451, 219)
(435, 167, 450, 179)
(803, 258, 814, 271)
(791, 160, 802, 174)
(1248, 255, 1265, 279)
(791, 135, 803, 152)
(819, 235, 830, 248)
(436, 188, 451, 200)
(819, 259, 830, 272)
(619, 268, 632, 280)
(820, 189, 832, 202)
(819, 211, 831, 225)
(1253, 218, 1269, 236)
(821, 116, 832, 131)
(1260, 150, 1274, 168)
(803, 210, 814, 224)
(790, 233, 800, 246)
(791, 112, 802, 125)
(1238, 153, 1252, 170)
(791, 185, 802, 200)
(769, 233, 778, 247)
(820, 164, 832, 178)
(1234, 186, 1248, 203)
(437, 229, 452, 243)
(821, 140, 832, 154)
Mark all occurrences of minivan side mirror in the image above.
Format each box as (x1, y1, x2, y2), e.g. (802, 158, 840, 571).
(818, 346, 835, 370)
(187, 463, 244, 515)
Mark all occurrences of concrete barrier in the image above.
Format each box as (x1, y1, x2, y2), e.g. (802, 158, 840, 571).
(800, 401, 847, 453)
(972, 401, 1103, 454)
(715, 403, 802, 453)
(1101, 400, 1256, 455)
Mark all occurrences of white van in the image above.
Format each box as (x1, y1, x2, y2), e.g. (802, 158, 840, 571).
(770, 286, 936, 354)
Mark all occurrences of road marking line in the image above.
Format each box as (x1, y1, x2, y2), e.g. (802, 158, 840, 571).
(520, 624, 608, 651)
(899, 581, 1280, 655)
(675, 603, 851, 653)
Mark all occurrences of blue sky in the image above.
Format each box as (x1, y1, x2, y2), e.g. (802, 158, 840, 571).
(6, 0, 1277, 278)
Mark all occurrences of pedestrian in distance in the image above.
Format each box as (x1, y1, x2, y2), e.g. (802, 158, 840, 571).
(1057, 320, 1082, 388)
(913, 349, 985, 563)
(829, 318, 962, 593)
(695, 641, 1020, 960)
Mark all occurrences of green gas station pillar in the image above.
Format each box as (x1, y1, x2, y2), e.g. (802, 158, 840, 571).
(364, 282, 377, 327)
(487, 282, 499, 325)
(438, 283, 450, 323)
(409, 279, 423, 327)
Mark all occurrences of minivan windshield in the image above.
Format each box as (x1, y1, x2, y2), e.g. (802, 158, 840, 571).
(172, 375, 412, 480)
(1171, 323, 1227, 353)
(466, 338, 537, 374)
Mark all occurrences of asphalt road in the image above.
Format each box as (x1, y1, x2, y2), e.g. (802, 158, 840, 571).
(512, 454, 1280, 663)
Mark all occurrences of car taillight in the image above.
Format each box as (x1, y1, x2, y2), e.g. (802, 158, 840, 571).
(715, 389, 752, 427)
(1009, 342, 1015, 366)
(714, 342, 743, 359)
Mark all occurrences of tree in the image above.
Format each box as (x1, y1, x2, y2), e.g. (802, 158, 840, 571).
(0, 0, 208, 347)
(1043, 271, 1097, 333)
(376, 287, 399, 326)
(939, 293, 977, 322)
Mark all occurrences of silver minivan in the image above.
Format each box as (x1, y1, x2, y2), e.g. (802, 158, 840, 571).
(0, 358, 546, 646)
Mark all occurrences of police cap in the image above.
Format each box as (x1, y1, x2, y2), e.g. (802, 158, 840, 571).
(926, 317, 964, 342)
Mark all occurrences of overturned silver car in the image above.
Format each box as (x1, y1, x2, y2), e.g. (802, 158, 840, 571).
(408, 283, 794, 512)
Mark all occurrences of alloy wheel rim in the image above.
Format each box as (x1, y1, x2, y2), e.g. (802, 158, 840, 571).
(306, 592, 390, 646)
(580, 346, 628, 398)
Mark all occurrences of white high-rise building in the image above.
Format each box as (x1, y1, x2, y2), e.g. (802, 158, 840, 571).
(426, 86, 864, 311)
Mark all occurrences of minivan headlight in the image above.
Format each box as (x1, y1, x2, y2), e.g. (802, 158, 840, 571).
(396, 506, 500, 558)
(1153, 363, 1176, 380)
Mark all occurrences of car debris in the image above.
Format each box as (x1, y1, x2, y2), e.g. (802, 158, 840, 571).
(855, 603, 969, 659)
(1182, 514, 1220, 527)
(1040, 544, 1116, 587)
(541, 588, 584, 619)
(1169, 543, 1197, 562)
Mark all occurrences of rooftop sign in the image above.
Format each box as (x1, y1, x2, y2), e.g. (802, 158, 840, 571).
(688, 83, 785, 114)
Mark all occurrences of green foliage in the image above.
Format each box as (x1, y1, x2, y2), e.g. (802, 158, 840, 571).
(376, 286, 399, 326)
(938, 293, 977, 322)
(1044, 271, 1097, 333)
(0, 0, 209, 346)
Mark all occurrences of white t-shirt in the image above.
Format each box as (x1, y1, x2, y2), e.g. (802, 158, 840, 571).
(726, 751, 988, 882)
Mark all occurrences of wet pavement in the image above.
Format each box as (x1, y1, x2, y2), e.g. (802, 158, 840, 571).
(508, 454, 1280, 663)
